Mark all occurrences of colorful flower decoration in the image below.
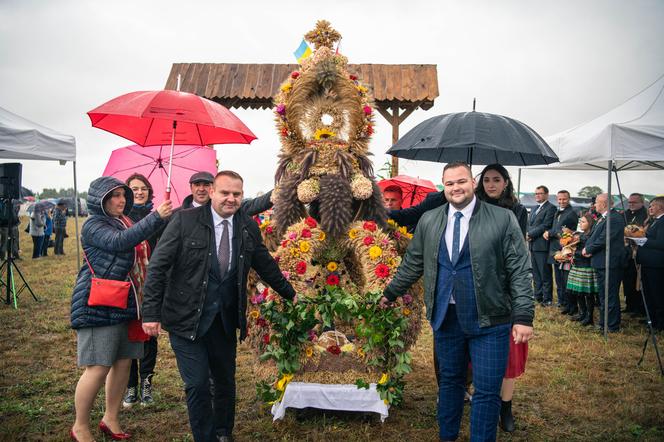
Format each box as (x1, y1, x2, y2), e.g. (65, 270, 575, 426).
(299, 241, 311, 253)
(375, 263, 390, 279)
(363, 236, 375, 246)
(326, 261, 338, 272)
(348, 228, 359, 239)
(326, 274, 340, 286)
(363, 221, 377, 232)
(296, 261, 307, 274)
(327, 344, 341, 355)
(276, 104, 286, 115)
(314, 128, 336, 140)
(291, 71, 300, 79)
(249, 310, 260, 319)
(301, 228, 312, 238)
(305, 217, 317, 228)
(369, 246, 383, 260)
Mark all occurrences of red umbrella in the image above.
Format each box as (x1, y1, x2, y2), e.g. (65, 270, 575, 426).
(88, 90, 256, 199)
(378, 175, 437, 208)
(102, 144, 218, 207)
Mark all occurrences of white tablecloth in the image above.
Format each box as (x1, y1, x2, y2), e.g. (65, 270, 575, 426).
(270, 382, 389, 422)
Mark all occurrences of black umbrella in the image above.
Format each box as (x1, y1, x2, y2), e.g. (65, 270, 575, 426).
(387, 111, 558, 166)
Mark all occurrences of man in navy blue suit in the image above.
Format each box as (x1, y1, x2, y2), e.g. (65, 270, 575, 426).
(527, 186, 556, 306)
(582, 193, 626, 333)
(381, 162, 534, 442)
(635, 197, 664, 331)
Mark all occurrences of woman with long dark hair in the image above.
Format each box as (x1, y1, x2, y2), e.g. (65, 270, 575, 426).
(476, 163, 528, 433)
(122, 173, 161, 408)
(566, 213, 598, 326)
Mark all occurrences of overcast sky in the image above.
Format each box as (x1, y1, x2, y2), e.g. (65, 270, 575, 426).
(1, 0, 663, 198)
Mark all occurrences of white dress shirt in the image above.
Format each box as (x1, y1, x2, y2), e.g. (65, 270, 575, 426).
(211, 206, 233, 271)
(192, 200, 203, 208)
(445, 196, 476, 261)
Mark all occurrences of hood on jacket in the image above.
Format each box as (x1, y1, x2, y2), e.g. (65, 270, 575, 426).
(87, 176, 133, 217)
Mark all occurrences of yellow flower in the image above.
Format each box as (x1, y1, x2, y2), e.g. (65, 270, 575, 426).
(314, 128, 336, 140)
(348, 228, 359, 239)
(260, 220, 270, 229)
(357, 85, 368, 94)
(398, 226, 408, 235)
(276, 374, 294, 391)
(378, 373, 389, 385)
(280, 83, 292, 93)
(389, 258, 397, 267)
(405, 232, 413, 239)
(305, 347, 314, 358)
(340, 343, 355, 352)
(369, 246, 383, 260)
(357, 348, 365, 358)
(249, 310, 260, 319)
(402, 307, 412, 316)
(299, 241, 311, 253)
(327, 261, 338, 272)
(318, 231, 326, 241)
(384, 399, 389, 405)
(289, 247, 300, 257)
(387, 219, 397, 227)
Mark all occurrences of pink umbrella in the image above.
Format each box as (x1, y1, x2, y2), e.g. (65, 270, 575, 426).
(102, 144, 217, 207)
(378, 175, 437, 208)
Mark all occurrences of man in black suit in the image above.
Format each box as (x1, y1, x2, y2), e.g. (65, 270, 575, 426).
(583, 193, 626, 333)
(527, 186, 556, 305)
(142, 171, 295, 442)
(623, 193, 649, 316)
(635, 197, 664, 331)
(544, 190, 579, 313)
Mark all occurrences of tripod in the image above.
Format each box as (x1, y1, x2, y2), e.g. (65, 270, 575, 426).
(636, 265, 663, 376)
(0, 227, 38, 308)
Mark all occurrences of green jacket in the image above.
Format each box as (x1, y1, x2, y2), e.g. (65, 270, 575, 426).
(384, 199, 534, 327)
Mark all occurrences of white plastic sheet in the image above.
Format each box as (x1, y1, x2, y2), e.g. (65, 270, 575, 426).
(271, 382, 389, 422)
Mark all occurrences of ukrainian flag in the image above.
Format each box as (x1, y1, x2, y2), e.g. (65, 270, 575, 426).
(293, 39, 312, 63)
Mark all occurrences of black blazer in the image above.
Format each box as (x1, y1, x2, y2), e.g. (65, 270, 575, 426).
(389, 191, 446, 229)
(527, 201, 556, 252)
(547, 206, 579, 263)
(584, 211, 626, 269)
(636, 216, 664, 268)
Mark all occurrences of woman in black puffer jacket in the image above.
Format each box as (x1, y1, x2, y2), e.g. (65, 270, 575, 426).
(70, 176, 172, 442)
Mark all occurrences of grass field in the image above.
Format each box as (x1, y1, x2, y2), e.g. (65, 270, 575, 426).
(0, 218, 663, 441)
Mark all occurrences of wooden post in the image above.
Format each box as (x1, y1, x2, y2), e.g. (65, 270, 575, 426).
(391, 105, 400, 177)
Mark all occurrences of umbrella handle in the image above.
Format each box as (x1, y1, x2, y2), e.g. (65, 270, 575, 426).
(164, 190, 171, 201)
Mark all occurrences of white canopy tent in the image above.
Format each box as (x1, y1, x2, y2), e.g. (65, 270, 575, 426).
(0, 106, 80, 268)
(518, 74, 664, 342)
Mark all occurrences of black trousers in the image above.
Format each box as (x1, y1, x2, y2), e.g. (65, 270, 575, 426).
(531, 251, 553, 302)
(170, 315, 237, 442)
(623, 258, 643, 313)
(128, 336, 158, 387)
(641, 267, 664, 330)
(54, 227, 66, 255)
(596, 267, 623, 331)
(553, 265, 570, 306)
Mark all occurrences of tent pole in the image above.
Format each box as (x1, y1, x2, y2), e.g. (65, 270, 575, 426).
(73, 161, 81, 270)
(614, 169, 628, 223)
(604, 161, 612, 339)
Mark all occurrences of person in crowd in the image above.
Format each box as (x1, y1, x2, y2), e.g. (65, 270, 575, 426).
(635, 196, 664, 331)
(475, 163, 529, 433)
(566, 213, 599, 326)
(544, 190, 579, 314)
(41, 208, 53, 257)
(179, 171, 216, 210)
(388, 189, 447, 230)
(588, 196, 599, 218)
(380, 162, 534, 442)
(121, 173, 162, 409)
(527, 185, 556, 306)
(382, 185, 403, 211)
(29, 206, 46, 259)
(0, 198, 21, 260)
(53, 200, 68, 255)
(142, 171, 295, 442)
(582, 193, 626, 333)
(70, 176, 172, 442)
(622, 193, 649, 316)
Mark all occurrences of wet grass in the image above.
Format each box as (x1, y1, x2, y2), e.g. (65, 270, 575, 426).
(0, 218, 662, 441)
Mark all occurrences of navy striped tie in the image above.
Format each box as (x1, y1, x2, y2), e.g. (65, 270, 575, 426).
(452, 211, 463, 265)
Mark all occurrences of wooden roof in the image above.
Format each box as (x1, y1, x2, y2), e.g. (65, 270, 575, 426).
(164, 63, 438, 111)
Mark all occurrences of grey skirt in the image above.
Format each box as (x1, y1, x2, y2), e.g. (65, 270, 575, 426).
(77, 322, 143, 367)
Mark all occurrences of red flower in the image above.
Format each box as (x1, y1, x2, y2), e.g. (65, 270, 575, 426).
(281, 127, 288, 137)
(363, 105, 372, 115)
(262, 334, 270, 344)
(375, 264, 390, 278)
(291, 71, 300, 79)
(305, 217, 317, 228)
(296, 261, 307, 275)
(327, 344, 341, 355)
(363, 236, 374, 246)
(281, 240, 289, 248)
(326, 274, 340, 286)
(363, 221, 377, 232)
(257, 317, 268, 327)
(366, 125, 373, 136)
(349, 74, 358, 81)
(301, 228, 312, 238)
(266, 226, 273, 234)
